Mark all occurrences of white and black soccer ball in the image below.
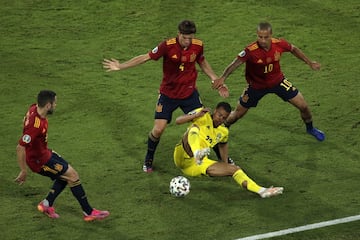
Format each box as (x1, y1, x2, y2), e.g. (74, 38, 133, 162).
(169, 176, 190, 197)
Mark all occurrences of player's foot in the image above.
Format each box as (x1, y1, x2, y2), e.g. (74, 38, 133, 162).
(143, 159, 153, 173)
(259, 186, 284, 198)
(307, 127, 325, 141)
(228, 157, 235, 165)
(83, 208, 110, 222)
(37, 201, 59, 219)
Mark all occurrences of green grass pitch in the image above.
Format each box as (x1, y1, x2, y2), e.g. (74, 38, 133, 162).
(0, 1, 359, 239)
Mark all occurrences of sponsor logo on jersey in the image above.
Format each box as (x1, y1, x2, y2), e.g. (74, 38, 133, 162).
(22, 134, 31, 143)
(152, 46, 158, 54)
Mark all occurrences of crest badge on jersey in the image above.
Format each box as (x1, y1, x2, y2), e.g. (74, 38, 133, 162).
(239, 50, 246, 57)
(190, 53, 196, 62)
(152, 46, 158, 54)
(274, 51, 281, 61)
(22, 134, 31, 143)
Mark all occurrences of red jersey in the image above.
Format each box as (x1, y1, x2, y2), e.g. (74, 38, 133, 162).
(237, 38, 292, 89)
(149, 37, 205, 99)
(18, 104, 52, 172)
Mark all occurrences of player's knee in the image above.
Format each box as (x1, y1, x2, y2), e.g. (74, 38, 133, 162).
(153, 129, 163, 137)
(152, 126, 166, 137)
(228, 164, 241, 175)
(64, 166, 79, 183)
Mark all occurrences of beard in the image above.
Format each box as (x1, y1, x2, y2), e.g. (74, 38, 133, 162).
(47, 109, 54, 115)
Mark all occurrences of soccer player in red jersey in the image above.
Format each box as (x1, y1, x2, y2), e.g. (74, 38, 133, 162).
(15, 90, 110, 221)
(212, 22, 325, 141)
(103, 20, 228, 172)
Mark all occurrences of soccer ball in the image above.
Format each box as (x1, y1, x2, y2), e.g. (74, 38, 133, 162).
(169, 176, 190, 197)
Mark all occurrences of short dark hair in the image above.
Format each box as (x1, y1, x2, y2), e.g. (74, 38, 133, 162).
(216, 102, 231, 113)
(178, 20, 196, 34)
(257, 22, 272, 33)
(37, 90, 56, 107)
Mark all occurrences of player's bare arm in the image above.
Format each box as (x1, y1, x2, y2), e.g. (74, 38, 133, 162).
(175, 108, 210, 125)
(291, 45, 321, 71)
(15, 144, 27, 185)
(103, 53, 151, 72)
(198, 59, 218, 82)
(199, 59, 229, 98)
(213, 57, 244, 89)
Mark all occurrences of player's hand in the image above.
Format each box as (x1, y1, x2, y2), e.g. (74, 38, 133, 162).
(103, 58, 121, 72)
(217, 84, 229, 98)
(196, 108, 210, 118)
(194, 148, 210, 165)
(309, 61, 321, 71)
(14, 170, 27, 185)
(211, 77, 225, 89)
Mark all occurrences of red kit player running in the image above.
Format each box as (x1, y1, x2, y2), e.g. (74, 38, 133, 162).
(15, 90, 110, 221)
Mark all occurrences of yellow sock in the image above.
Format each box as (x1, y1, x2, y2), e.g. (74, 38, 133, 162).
(233, 169, 262, 193)
(187, 126, 201, 152)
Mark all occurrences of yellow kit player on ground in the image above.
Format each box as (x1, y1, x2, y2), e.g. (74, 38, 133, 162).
(173, 102, 283, 198)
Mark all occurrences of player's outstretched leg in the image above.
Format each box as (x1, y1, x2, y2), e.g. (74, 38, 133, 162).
(232, 169, 284, 198)
(259, 186, 284, 198)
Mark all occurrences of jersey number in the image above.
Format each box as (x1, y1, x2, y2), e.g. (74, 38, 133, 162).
(179, 63, 184, 71)
(206, 135, 213, 144)
(280, 79, 293, 91)
(264, 64, 273, 73)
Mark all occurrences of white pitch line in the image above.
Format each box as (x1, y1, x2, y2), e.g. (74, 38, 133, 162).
(235, 214, 360, 240)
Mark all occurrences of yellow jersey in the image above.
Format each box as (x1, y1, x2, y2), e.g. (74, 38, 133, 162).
(187, 107, 229, 149)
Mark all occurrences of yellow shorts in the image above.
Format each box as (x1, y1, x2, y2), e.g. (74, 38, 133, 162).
(173, 143, 217, 177)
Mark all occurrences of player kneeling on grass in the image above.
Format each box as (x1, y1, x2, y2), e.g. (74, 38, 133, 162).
(173, 102, 283, 198)
(15, 90, 109, 221)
